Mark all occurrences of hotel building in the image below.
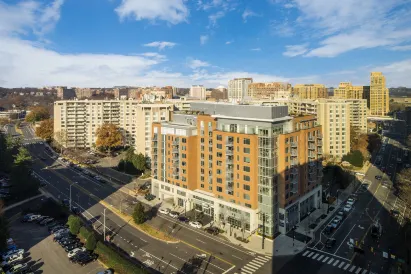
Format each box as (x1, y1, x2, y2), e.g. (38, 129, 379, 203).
(247, 82, 292, 100)
(53, 99, 172, 158)
(293, 84, 328, 100)
(333, 82, 366, 99)
(228, 78, 253, 101)
(370, 72, 390, 116)
(151, 102, 323, 236)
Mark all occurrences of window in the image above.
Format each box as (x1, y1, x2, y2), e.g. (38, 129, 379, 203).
(285, 147, 289, 153)
(182, 154, 187, 159)
(243, 138, 250, 145)
(217, 186, 222, 192)
(217, 152, 223, 157)
(243, 147, 250, 154)
(217, 135, 222, 141)
(243, 184, 250, 191)
(217, 178, 223, 183)
(243, 194, 250, 200)
(217, 169, 222, 174)
(217, 144, 222, 149)
(243, 175, 250, 181)
(244, 157, 250, 163)
(245, 203, 251, 208)
(243, 166, 250, 172)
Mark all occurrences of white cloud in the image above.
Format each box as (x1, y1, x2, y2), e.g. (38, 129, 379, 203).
(242, 9, 259, 22)
(143, 41, 177, 50)
(208, 11, 225, 27)
(271, 19, 294, 37)
(115, 0, 189, 25)
(390, 45, 411, 51)
(200, 35, 209, 45)
(225, 41, 233, 45)
(187, 59, 210, 69)
(138, 52, 167, 61)
(0, 0, 63, 36)
(251, 48, 261, 51)
(286, 0, 411, 57)
(197, 0, 237, 11)
(372, 59, 411, 87)
(283, 44, 308, 57)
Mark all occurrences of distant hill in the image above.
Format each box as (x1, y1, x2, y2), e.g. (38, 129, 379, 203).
(389, 87, 411, 97)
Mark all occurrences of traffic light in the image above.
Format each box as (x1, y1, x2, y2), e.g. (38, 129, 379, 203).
(354, 247, 365, 254)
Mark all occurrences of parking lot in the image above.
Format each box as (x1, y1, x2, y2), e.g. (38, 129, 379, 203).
(7, 203, 106, 274)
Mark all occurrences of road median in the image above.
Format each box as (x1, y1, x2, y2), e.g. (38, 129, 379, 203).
(99, 200, 178, 244)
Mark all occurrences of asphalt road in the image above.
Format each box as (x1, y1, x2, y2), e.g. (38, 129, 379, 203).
(22, 135, 280, 274)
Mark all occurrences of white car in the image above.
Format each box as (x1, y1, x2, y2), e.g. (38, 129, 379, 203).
(3, 253, 23, 265)
(67, 247, 86, 258)
(346, 198, 355, 206)
(2, 249, 24, 260)
(169, 211, 179, 218)
(54, 229, 69, 237)
(189, 221, 202, 229)
(159, 208, 170, 214)
(7, 263, 29, 273)
(343, 204, 352, 212)
(331, 218, 341, 228)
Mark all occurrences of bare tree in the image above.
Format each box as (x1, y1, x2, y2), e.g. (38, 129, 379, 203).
(54, 129, 67, 153)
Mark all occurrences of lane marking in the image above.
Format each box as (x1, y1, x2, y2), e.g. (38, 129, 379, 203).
(243, 265, 258, 271)
(317, 255, 324, 261)
(338, 262, 345, 268)
(322, 256, 329, 263)
(222, 265, 236, 274)
(196, 238, 206, 244)
(248, 261, 263, 268)
(232, 255, 243, 260)
(344, 263, 350, 270)
(327, 258, 334, 264)
(334, 224, 356, 255)
(254, 257, 269, 263)
(349, 265, 356, 272)
(356, 267, 362, 274)
(307, 252, 314, 258)
(312, 254, 319, 259)
(333, 259, 339, 266)
(307, 248, 350, 262)
(302, 251, 309, 256)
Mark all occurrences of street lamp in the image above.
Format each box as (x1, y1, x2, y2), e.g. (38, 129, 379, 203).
(69, 182, 78, 210)
(103, 208, 107, 241)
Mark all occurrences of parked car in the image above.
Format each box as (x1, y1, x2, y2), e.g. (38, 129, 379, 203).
(69, 251, 89, 263)
(205, 227, 219, 235)
(159, 208, 170, 214)
(145, 193, 155, 201)
(70, 206, 81, 215)
(64, 242, 83, 252)
(375, 175, 382, 180)
(27, 215, 41, 223)
(7, 263, 29, 273)
(178, 216, 189, 223)
(325, 238, 336, 248)
(77, 253, 98, 266)
(324, 224, 334, 235)
(40, 218, 54, 226)
(343, 204, 352, 212)
(2, 249, 24, 261)
(390, 209, 400, 218)
(189, 221, 202, 229)
(3, 253, 24, 265)
(20, 214, 34, 223)
(96, 269, 114, 274)
(67, 247, 86, 258)
(169, 211, 179, 218)
(346, 198, 356, 206)
(331, 218, 341, 229)
(34, 216, 47, 224)
(59, 238, 79, 247)
(49, 225, 65, 233)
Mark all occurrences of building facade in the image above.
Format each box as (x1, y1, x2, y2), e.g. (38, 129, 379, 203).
(370, 72, 389, 116)
(228, 78, 253, 101)
(247, 82, 292, 100)
(333, 82, 365, 99)
(151, 102, 322, 237)
(293, 84, 328, 100)
(189, 85, 206, 100)
(317, 100, 351, 159)
(53, 100, 172, 158)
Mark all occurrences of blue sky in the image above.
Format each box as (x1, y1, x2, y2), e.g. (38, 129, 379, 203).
(1, 0, 411, 88)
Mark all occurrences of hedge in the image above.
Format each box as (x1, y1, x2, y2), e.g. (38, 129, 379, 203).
(79, 226, 92, 241)
(95, 241, 147, 274)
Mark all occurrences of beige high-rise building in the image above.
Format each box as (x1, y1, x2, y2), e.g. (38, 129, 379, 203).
(53, 100, 172, 158)
(189, 85, 206, 100)
(228, 78, 253, 101)
(370, 72, 389, 116)
(247, 82, 292, 100)
(334, 82, 364, 99)
(293, 84, 328, 100)
(317, 99, 351, 159)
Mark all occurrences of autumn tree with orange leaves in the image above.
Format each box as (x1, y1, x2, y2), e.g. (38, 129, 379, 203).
(35, 119, 54, 141)
(95, 123, 124, 152)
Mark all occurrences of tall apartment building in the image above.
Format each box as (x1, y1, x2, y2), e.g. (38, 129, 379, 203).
(189, 85, 206, 100)
(228, 78, 253, 101)
(317, 99, 351, 159)
(247, 82, 292, 100)
(370, 72, 389, 116)
(333, 82, 365, 99)
(151, 102, 322, 236)
(53, 100, 172, 158)
(75, 88, 96, 99)
(56, 87, 76, 99)
(293, 84, 328, 100)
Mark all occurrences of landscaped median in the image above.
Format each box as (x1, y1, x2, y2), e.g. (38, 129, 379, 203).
(99, 200, 178, 243)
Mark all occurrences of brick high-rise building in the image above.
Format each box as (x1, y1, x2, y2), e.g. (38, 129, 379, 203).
(333, 82, 365, 99)
(293, 84, 328, 100)
(151, 102, 322, 236)
(247, 82, 292, 100)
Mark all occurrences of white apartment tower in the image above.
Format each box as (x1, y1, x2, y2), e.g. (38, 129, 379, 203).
(228, 78, 253, 101)
(189, 85, 206, 100)
(53, 100, 172, 158)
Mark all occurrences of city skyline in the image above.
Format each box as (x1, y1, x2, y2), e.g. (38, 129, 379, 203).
(1, 0, 411, 88)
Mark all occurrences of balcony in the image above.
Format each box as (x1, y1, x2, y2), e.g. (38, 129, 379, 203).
(226, 156, 233, 164)
(290, 160, 298, 167)
(317, 149, 323, 155)
(226, 149, 233, 156)
(290, 168, 298, 176)
(291, 142, 297, 148)
(172, 160, 179, 167)
(317, 134, 323, 139)
(308, 153, 316, 159)
(173, 140, 179, 145)
(172, 147, 179, 153)
(308, 144, 316, 150)
(308, 137, 315, 142)
(317, 140, 323, 146)
(225, 140, 234, 147)
(209, 142, 213, 147)
(290, 149, 298, 157)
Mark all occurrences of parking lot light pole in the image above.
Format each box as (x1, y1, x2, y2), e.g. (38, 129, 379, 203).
(104, 208, 107, 241)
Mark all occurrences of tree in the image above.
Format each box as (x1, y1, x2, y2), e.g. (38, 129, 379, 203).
(0, 117, 9, 126)
(0, 133, 13, 172)
(95, 123, 123, 152)
(25, 106, 50, 123)
(85, 232, 97, 251)
(342, 150, 364, 167)
(132, 153, 147, 171)
(10, 147, 37, 195)
(67, 215, 81, 235)
(0, 202, 10, 252)
(53, 130, 67, 153)
(35, 119, 53, 141)
(132, 202, 145, 224)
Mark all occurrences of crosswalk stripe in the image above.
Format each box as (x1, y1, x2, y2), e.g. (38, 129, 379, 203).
(327, 258, 334, 264)
(322, 256, 329, 263)
(255, 257, 270, 262)
(312, 254, 319, 259)
(349, 265, 356, 272)
(362, 270, 368, 274)
(243, 265, 259, 271)
(248, 261, 263, 268)
(344, 264, 351, 270)
(241, 269, 253, 274)
(302, 251, 309, 256)
(339, 262, 345, 268)
(333, 260, 339, 266)
(307, 252, 314, 258)
(356, 267, 362, 274)
(317, 255, 324, 261)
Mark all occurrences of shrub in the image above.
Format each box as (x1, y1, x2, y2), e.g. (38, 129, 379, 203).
(86, 233, 97, 251)
(342, 150, 364, 167)
(67, 215, 81, 235)
(95, 241, 147, 274)
(79, 226, 91, 241)
(132, 203, 145, 224)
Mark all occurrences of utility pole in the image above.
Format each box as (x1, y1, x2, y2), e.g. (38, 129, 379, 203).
(103, 208, 106, 241)
(262, 213, 265, 250)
